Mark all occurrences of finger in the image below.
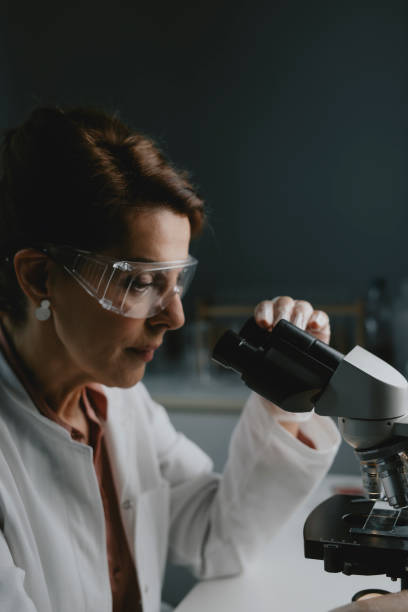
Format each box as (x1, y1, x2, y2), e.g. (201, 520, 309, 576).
(290, 300, 314, 330)
(272, 296, 295, 326)
(254, 300, 274, 329)
(306, 309, 329, 331)
(306, 309, 331, 343)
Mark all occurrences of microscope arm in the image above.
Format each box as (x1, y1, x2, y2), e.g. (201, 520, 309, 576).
(313, 344, 408, 451)
(392, 415, 408, 438)
(314, 345, 408, 420)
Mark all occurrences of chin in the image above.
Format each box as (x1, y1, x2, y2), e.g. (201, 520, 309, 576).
(103, 364, 146, 389)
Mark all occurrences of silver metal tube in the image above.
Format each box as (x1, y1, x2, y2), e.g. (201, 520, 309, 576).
(377, 455, 408, 509)
(359, 460, 382, 500)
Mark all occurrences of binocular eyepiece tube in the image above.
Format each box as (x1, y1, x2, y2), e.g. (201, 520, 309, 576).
(212, 317, 343, 412)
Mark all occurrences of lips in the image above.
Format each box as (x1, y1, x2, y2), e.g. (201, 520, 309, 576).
(126, 344, 161, 363)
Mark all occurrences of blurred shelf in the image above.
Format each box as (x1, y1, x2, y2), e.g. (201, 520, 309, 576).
(143, 374, 250, 413)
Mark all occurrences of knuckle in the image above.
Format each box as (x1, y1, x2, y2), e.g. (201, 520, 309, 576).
(294, 300, 313, 313)
(295, 299, 312, 308)
(313, 310, 330, 327)
(254, 300, 271, 315)
(273, 295, 294, 308)
(254, 301, 274, 325)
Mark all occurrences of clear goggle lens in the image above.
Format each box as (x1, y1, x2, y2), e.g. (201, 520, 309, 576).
(46, 247, 198, 319)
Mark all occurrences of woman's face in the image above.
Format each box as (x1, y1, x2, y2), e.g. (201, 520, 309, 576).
(48, 208, 191, 388)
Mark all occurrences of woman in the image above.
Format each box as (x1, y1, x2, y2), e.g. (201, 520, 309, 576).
(0, 107, 340, 612)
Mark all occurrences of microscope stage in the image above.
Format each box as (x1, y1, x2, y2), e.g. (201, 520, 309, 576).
(304, 494, 408, 581)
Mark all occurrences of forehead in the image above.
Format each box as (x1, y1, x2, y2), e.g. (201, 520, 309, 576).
(106, 209, 191, 262)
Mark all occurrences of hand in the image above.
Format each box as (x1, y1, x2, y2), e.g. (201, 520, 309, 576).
(254, 296, 330, 344)
(330, 590, 408, 611)
(253, 296, 330, 444)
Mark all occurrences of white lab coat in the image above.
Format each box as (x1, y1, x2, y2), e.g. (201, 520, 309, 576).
(0, 351, 340, 612)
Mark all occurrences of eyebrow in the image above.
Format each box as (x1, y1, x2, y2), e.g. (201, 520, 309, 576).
(119, 257, 156, 263)
(106, 252, 160, 263)
(98, 251, 194, 266)
(114, 255, 192, 264)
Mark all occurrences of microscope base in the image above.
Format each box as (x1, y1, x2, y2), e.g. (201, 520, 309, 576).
(304, 494, 408, 588)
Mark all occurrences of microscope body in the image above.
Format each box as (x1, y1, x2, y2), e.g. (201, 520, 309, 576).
(213, 317, 408, 508)
(315, 344, 408, 509)
(212, 317, 408, 586)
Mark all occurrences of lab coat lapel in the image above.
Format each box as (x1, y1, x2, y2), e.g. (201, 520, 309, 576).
(103, 385, 170, 612)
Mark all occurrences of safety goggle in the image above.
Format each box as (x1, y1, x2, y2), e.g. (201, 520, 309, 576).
(42, 246, 198, 319)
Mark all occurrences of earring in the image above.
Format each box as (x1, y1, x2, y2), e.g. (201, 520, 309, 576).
(35, 299, 51, 322)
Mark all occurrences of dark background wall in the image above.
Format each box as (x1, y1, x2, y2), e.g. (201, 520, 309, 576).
(3, 0, 408, 309)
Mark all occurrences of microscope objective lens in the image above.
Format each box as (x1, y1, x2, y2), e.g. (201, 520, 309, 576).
(360, 461, 382, 499)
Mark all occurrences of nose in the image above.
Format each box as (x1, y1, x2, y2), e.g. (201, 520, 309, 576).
(149, 292, 185, 330)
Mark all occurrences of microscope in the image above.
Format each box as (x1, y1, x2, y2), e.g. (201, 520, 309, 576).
(212, 317, 408, 591)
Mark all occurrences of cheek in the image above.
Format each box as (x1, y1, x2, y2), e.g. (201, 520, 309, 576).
(49, 272, 149, 386)
(52, 285, 145, 362)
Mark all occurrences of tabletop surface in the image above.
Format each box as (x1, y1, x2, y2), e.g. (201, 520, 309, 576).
(174, 474, 400, 612)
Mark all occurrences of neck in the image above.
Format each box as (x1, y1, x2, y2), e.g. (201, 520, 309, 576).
(1, 315, 91, 422)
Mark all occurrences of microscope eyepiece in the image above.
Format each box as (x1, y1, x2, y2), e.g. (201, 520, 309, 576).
(210, 329, 261, 374)
(212, 318, 343, 411)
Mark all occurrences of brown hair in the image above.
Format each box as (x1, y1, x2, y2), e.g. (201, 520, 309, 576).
(0, 106, 205, 324)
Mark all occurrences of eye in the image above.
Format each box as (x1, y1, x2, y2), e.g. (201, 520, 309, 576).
(129, 273, 155, 292)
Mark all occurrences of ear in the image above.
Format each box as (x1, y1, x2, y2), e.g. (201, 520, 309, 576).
(13, 249, 53, 306)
